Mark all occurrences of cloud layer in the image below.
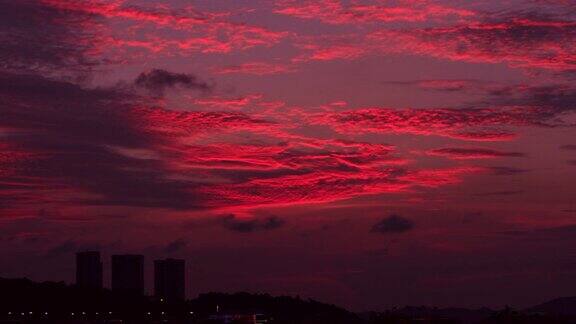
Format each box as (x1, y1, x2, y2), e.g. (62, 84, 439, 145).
(1, 0, 576, 311)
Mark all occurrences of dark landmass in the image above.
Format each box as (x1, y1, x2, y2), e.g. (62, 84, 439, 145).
(1, 277, 576, 323)
(526, 296, 576, 316)
(0, 277, 359, 323)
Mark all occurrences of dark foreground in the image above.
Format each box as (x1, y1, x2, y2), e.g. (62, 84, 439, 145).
(1, 278, 576, 323)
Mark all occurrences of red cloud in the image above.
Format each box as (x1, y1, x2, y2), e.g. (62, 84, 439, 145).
(201, 166, 478, 209)
(132, 108, 275, 136)
(373, 15, 576, 71)
(295, 43, 367, 62)
(43, 0, 288, 59)
(178, 144, 286, 171)
(309, 107, 539, 141)
(4, 0, 568, 217)
(413, 80, 479, 92)
(0, 142, 42, 178)
(171, 140, 398, 174)
(0, 66, 556, 215)
(193, 95, 263, 109)
(101, 111, 483, 211)
(41, 0, 211, 26)
(290, 11, 576, 74)
(275, 0, 474, 24)
(214, 62, 296, 75)
(0, 74, 513, 215)
(448, 132, 518, 142)
(0, 142, 36, 164)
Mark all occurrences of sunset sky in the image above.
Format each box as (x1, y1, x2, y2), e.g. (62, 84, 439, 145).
(1, 0, 576, 310)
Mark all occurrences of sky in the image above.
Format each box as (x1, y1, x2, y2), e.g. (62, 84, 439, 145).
(1, 0, 576, 311)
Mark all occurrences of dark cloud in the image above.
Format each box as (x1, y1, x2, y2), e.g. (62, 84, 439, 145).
(221, 215, 285, 233)
(427, 148, 525, 159)
(135, 69, 213, 96)
(561, 144, 576, 151)
(0, 72, 203, 212)
(46, 240, 101, 258)
(472, 83, 576, 140)
(371, 215, 414, 234)
(0, 0, 273, 215)
(487, 84, 576, 120)
(488, 166, 531, 176)
(0, 72, 143, 147)
(383, 79, 487, 92)
(474, 190, 524, 197)
(163, 239, 188, 253)
(46, 241, 78, 257)
(0, 1, 249, 213)
(0, 0, 98, 73)
(500, 224, 576, 241)
(540, 225, 576, 236)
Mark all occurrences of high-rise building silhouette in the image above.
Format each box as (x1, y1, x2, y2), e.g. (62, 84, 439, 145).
(154, 258, 185, 301)
(76, 251, 103, 289)
(111, 254, 144, 295)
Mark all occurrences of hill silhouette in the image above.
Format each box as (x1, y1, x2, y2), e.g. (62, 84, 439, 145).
(525, 296, 576, 316)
